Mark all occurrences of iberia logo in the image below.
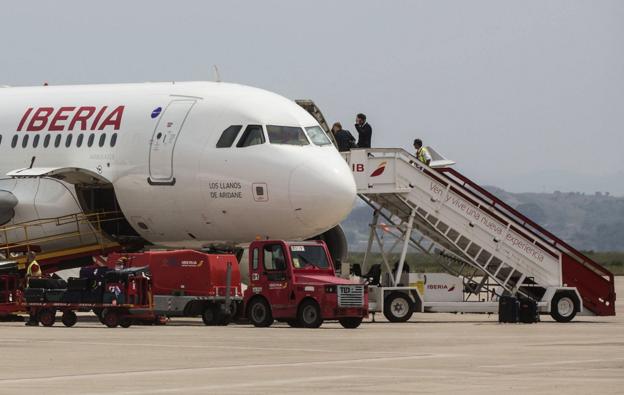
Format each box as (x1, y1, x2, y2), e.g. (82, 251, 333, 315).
(370, 161, 387, 177)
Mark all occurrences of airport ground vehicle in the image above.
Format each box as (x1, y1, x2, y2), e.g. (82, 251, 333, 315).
(342, 148, 616, 322)
(106, 250, 242, 325)
(243, 240, 368, 329)
(0, 272, 152, 327)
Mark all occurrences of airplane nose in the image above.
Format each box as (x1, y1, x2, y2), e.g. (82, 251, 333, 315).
(289, 157, 356, 233)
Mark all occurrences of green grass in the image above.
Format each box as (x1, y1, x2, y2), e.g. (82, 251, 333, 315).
(346, 251, 624, 275)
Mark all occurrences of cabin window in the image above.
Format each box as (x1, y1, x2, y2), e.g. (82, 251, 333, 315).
(236, 125, 265, 147)
(87, 133, 95, 147)
(216, 125, 242, 148)
(305, 126, 332, 146)
(21, 134, 29, 148)
(11, 135, 18, 148)
(263, 244, 286, 271)
(76, 134, 84, 147)
(252, 248, 259, 270)
(43, 134, 51, 148)
(54, 134, 61, 148)
(110, 133, 117, 147)
(33, 134, 40, 148)
(65, 134, 73, 148)
(99, 134, 106, 147)
(267, 125, 309, 146)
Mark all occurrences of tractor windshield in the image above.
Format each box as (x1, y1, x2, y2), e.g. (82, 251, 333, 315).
(289, 245, 330, 270)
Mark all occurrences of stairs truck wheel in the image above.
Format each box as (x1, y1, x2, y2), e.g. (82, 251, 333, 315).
(297, 300, 323, 328)
(384, 292, 413, 323)
(61, 311, 77, 327)
(38, 309, 56, 327)
(248, 298, 274, 327)
(102, 309, 119, 328)
(550, 292, 578, 323)
(339, 317, 363, 329)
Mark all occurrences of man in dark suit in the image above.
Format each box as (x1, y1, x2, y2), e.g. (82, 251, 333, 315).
(354, 113, 372, 148)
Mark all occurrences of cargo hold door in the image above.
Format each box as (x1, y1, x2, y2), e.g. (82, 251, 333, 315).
(148, 99, 196, 185)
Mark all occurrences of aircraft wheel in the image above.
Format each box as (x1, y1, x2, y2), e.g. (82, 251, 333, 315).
(383, 292, 413, 323)
(248, 298, 274, 327)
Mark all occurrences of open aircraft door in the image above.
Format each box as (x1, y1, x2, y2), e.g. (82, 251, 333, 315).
(148, 99, 196, 185)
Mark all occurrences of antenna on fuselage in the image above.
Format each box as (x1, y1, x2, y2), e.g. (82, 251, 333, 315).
(213, 65, 222, 82)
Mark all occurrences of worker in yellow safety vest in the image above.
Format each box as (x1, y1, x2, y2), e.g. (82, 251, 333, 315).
(413, 139, 432, 166)
(25, 252, 42, 326)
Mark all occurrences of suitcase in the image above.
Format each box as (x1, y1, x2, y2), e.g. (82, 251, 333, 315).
(45, 289, 66, 303)
(28, 278, 67, 289)
(25, 288, 45, 303)
(498, 296, 519, 323)
(81, 286, 103, 303)
(518, 298, 540, 323)
(61, 290, 82, 303)
(68, 277, 91, 291)
(80, 266, 111, 279)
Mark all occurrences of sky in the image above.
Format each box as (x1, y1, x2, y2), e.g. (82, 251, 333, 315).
(2, 1, 623, 195)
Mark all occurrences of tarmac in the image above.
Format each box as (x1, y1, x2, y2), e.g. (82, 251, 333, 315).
(1, 278, 622, 394)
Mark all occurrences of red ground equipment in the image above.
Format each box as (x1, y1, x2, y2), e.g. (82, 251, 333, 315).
(107, 250, 242, 325)
(243, 240, 368, 328)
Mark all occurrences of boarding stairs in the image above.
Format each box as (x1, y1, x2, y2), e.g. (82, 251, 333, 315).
(344, 148, 615, 316)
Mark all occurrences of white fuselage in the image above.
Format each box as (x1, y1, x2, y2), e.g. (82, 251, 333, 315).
(0, 82, 356, 250)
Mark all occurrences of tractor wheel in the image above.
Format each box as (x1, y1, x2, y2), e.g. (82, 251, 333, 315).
(339, 317, 363, 329)
(383, 292, 413, 323)
(248, 298, 274, 327)
(297, 300, 323, 328)
(38, 309, 56, 327)
(61, 311, 78, 327)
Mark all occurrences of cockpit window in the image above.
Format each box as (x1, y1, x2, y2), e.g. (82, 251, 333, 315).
(236, 125, 265, 147)
(216, 125, 242, 148)
(267, 125, 309, 146)
(305, 126, 332, 146)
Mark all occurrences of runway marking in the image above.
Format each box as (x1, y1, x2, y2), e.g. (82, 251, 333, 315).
(105, 375, 360, 395)
(3, 338, 415, 356)
(0, 353, 455, 385)
(480, 357, 624, 369)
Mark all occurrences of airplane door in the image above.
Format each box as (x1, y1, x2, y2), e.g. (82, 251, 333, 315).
(148, 100, 196, 185)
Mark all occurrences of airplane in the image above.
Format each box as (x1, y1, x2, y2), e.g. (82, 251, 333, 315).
(0, 81, 356, 265)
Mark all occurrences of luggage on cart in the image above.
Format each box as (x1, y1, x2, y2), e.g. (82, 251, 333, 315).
(80, 266, 111, 280)
(498, 295, 519, 323)
(518, 298, 540, 323)
(68, 277, 91, 291)
(81, 286, 103, 303)
(25, 288, 45, 303)
(28, 278, 67, 289)
(62, 290, 82, 303)
(45, 289, 66, 303)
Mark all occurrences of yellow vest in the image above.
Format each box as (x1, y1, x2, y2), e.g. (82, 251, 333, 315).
(26, 260, 42, 278)
(417, 147, 430, 164)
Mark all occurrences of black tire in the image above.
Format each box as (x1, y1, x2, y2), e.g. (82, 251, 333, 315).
(102, 309, 119, 328)
(339, 317, 363, 329)
(383, 292, 414, 323)
(38, 309, 56, 327)
(119, 317, 132, 328)
(248, 298, 274, 327)
(202, 305, 220, 326)
(61, 311, 77, 327)
(550, 292, 578, 323)
(286, 320, 301, 328)
(297, 300, 323, 328)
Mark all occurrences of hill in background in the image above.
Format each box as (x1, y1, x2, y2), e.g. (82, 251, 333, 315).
(341, 187, 624, 252)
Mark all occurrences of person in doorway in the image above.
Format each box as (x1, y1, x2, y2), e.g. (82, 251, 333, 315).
(413, 139, 432, 166)
(25, 252, 42, 326)
(331, 122, 356, 152)
(354, 113, 372, 148)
